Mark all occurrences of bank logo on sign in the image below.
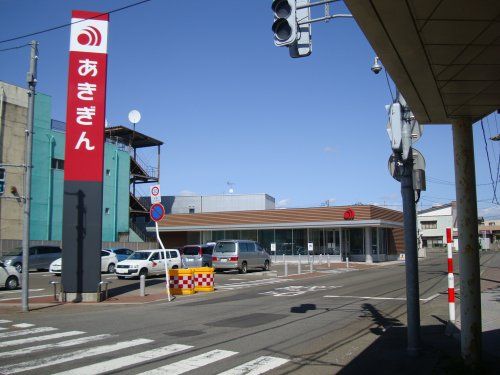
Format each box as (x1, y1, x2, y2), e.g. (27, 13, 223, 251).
(70, 18, 108, 54)
(77, 26, 102, 47)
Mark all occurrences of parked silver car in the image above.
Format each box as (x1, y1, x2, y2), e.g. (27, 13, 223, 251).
(212, 240, 271, 273)
(1, 246, 62, 273)
(181, 244, 214, 268)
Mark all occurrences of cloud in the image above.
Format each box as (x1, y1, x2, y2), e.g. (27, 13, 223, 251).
(276, 198, 290, 208)
(179, 190, 197, 196)
(323, 146, 336, 153)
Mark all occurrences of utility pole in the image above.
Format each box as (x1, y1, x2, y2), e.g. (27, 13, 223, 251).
(387, 93, 426, 356)
(22, 40, 38, 312)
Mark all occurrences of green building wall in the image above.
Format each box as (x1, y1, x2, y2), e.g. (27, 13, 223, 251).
(30, 93, 131, 242)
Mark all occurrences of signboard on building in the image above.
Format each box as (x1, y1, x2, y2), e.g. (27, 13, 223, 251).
(270, 243, 276, 253)
(308, 242, 314, 252)
(150, 184, 161, 204)
(62, 10, 109, 295)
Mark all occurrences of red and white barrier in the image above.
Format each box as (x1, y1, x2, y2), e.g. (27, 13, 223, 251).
(446, 227, 455, 322)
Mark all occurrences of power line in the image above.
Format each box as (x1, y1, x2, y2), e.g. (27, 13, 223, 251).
(426, 176, 495, 187)
(0, 0, 153, 45)
(0, 43, 30, 52)
(481, 119, 498, 204)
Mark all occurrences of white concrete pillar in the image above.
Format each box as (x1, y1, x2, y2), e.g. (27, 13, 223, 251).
(365, 227, 373, 263)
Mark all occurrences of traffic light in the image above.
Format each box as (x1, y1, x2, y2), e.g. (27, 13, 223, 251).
(0, 168, 5, 196)
(272, 0, 297, 46)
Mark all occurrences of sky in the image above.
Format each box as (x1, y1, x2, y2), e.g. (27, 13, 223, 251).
(1, 0, 499, 218)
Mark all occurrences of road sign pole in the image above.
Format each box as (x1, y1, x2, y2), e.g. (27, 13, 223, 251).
(155, 221, 171, 302)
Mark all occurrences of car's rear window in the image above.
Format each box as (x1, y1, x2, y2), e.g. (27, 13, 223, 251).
(215, 242, 236, 253)
(182, 246, 200, 256)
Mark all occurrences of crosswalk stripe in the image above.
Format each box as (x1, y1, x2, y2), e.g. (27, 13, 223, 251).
(0, 320, 12, 323)
(12, 323, 35, 328)
(0, 327, 6, 331)
(218, 279, 287, 290)
(138, 349, 238, 375)
(0, 338, 153, 374)
(218, 356, 289, 375)
(0, 334, 113, 359)
(53, 344, 193, 375)
(0, 327, 57, 339)
(0, 331, 85, 348)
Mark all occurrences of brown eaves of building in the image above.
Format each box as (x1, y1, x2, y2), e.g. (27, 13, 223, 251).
(157, 205, 403, 228)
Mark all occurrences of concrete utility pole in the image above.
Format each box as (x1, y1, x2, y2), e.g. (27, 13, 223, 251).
(22, 40, 38, 312)
(452, 119, 482, 366)
(399, 152, 421, 355)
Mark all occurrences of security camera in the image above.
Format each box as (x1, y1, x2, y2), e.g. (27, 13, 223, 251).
(371, 56, 382, 74)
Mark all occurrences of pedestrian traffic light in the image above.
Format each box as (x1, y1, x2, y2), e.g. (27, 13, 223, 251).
(272, 0, 298, 47)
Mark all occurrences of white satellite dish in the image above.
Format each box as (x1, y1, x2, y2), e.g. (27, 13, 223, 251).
(228, 188, 234, 194)
(128, 110, 141, 124)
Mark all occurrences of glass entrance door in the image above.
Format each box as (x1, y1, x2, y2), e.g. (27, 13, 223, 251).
(325, 229, 341, 261)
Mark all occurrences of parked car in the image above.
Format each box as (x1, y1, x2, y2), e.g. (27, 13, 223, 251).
(1, 245, 62, 273)
(0, 261, 20, 290)
(105, 247, 134, 262)
(212, 240, 271, 274)
(181, 244, 214, 268)
(115, 249, 181, 279)
(49, 249, 118, 276)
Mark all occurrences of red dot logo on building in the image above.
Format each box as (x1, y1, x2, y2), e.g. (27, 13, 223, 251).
(344, 208, 355, 220)
(77, 26, 102, 47)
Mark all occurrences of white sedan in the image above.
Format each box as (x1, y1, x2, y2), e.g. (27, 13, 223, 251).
(0, 261, 20, 290)
(49, 250, 119, 276)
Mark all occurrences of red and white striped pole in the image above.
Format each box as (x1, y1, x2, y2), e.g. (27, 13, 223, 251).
(446, 227, 455, 322)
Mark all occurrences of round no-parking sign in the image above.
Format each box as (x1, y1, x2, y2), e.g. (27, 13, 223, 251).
(150, 203, 166, 222)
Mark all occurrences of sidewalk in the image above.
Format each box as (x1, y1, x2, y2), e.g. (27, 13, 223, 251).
(336, 251, 500, 374)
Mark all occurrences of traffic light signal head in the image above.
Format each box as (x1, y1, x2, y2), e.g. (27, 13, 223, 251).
(272, 0, 297, 46)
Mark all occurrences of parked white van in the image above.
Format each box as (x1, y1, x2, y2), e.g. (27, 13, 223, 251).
(115, 249, 181, 279)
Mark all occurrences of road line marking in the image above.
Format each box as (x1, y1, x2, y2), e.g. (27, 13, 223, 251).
(324, 295, 441, 302)
(0, 293, 53, 301)
(422, 293, 440, 303)
(53, 344, 193, 375)
(0, 327, 6, 331)
(12, 323, 35, 328)
(0, 327, 57, 339)
(0, 331, 85, 348)
(218, 356, 289, 375)
(0, 334, 113, 359)
(0, 338, 154, 374)
(0, 288, 45, 295)
(0, 320, 12, 323)
(138, 349, 238, 375)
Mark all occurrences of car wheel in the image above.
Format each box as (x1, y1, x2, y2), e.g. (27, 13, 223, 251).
(264, 260, 270, 271)
(6, 276, 19, 290)
(14, 263, 22, 273)
(107, 263, 116, 274)
(239, 262, 248, 274)
(203, 263, 210, 267)
(172, 265, 178, 269)
(139, 268, 148, 278)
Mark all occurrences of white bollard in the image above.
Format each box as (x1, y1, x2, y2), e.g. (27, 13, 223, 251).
(283, 254, 285, 263)
(310, 260, 313, 273)
(446, 228, 456, 322)
(346, 257, 349, 269)
(298, 258, 301, 275)
(327, 254, 331, 268)
(284, 261, 288, 277)
(140, 274, 146, 297)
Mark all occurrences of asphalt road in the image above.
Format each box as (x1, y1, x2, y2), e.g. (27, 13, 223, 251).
(0, 252, 492, 374)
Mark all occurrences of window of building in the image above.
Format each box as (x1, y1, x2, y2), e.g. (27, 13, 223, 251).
(104, 208, 110, 215)
(421, 221, 437, 230)
(349, 228, 364, 254)
(0, 168, 5, 195)
(106, 169, 111, 176)
(275, 229, 293, 255)
(51, 158, 64, 170)
(293, 229, 307, 255)
(371, 228, 378, 253)
(188, 207, 195, 214)
(240, 230, 258, 241)
(422, 236, 444, 247)
(258, 230, 274, 252)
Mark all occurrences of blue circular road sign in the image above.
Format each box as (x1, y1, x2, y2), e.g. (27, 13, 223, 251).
(150, 203, 165, 222)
